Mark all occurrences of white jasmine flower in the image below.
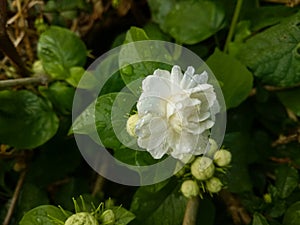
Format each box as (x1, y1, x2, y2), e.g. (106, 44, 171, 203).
(135, 65, 219, 160)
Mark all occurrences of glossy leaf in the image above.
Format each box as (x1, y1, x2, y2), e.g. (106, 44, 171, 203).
(283, 201, 300, 225)
(130, 178, 187, 225)
(112, 206, 135, 225)
(148, 0, 226, 44)
(252, 212, 270, 225)
(237, 12, 300, 87)
(38, 26, 87, 79)
(0, 90, 59, 149)
(275, 165, 299, 199)
(206, 48, 253, 109)
(19, 205, 71, 225)
(39, 82, 75, 115)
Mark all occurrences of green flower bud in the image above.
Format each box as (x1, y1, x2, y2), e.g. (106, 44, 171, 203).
(205, 138, 219, 158)
(181, 180, 199, 198)
(205, 177, 223, 193)
(263, 193, 272, 203)
(213, 150, 232, 167)
(191, 156, 215, 180)
(100, 209, 115, 225)
(126, 114, 139, 137)
(65, 212, 99, 225)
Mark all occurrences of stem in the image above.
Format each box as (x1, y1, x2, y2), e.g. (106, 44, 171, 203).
(223, 0, 244, 53)
(3, 171, 26, 225)
(182, 196, 200, 225)
(0, 75, 50, 89)
(0, 0, 30, 76)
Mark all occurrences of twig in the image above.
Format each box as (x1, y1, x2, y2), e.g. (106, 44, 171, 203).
(182, 196, 200, 225)
(3, 171, 26, 225)
(0, 75, 50, 89)
(219, 190, 251, 225)
(0, 0, 30, 76)
(223, 0, 244, 53)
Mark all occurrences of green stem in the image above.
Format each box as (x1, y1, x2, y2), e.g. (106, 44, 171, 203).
(223, 0, 244, 53)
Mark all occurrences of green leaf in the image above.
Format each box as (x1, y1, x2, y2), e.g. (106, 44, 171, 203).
(237, 12, 300, 87)
(277, 88, 300, 116)
(130, 178, 187, 225)
(252, 212, 270, 225)
(283, 201, 300, 225)
(72, 92, 135, 150)
(38, 26, 87, 79)
(223, 132, 253, 193)
(112, 206, 135, 225)
(0, 90, 59, 149)
(39, 82, 75, 115)
(120, 27, 171, 95)
(19, 205, 71, 225)
(206, 48, 253, 109)
(143, 22, 171, 41)
(275, 165, 299, 199)
(148, 0, 225, 44)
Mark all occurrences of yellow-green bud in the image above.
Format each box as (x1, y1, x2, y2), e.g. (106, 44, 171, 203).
(191, 157, 215, 181)
(205, 177, 223, 193)
(126, 114, 139, 137)
(206, 138, 219, 158)
(65, 212, 99, 225)
(100, 209, 115, 225)
(263, 193, 272, 203)
(213, 150, 232, 167)
(181, 180, 199, 198)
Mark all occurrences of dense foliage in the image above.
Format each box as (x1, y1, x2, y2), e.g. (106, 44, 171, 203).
(1, 0, 300, 225)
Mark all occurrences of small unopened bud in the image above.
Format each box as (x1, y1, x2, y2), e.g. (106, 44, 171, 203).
(65, 212, 98, 225)
(263, 193, 272, 203)
(191, 156, 215, 181)
(213, 149, 232, 167)
(205, 138, 219, 158)
(126, 114, 139, 137)
(181, 180, 199, 198)
(100, 209, 115, 225)
(205, 177, 223, 193)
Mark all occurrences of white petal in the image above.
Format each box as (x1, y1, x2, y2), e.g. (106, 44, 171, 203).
(170, 65, 182, 85)
(180, 66, 195, 89)
(137, 96, 166, 117)
(142, 75, 172, 99)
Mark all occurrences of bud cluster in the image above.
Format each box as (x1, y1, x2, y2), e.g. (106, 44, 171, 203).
(180, 139, 232, 198)
(58, 196, 117, 225)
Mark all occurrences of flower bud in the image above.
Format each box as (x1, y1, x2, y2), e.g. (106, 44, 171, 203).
(205, 177, 223, 193)
(65, 212, 99, 225)
(181, 180, 199, 198)
(263, 193, 272, 203)
(213, 149, 232, 167)
(205, 138, 219, 158)
(100, 209, 115, 225)
(126, 114, 139, 137)
(191, 156, 215, 180)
